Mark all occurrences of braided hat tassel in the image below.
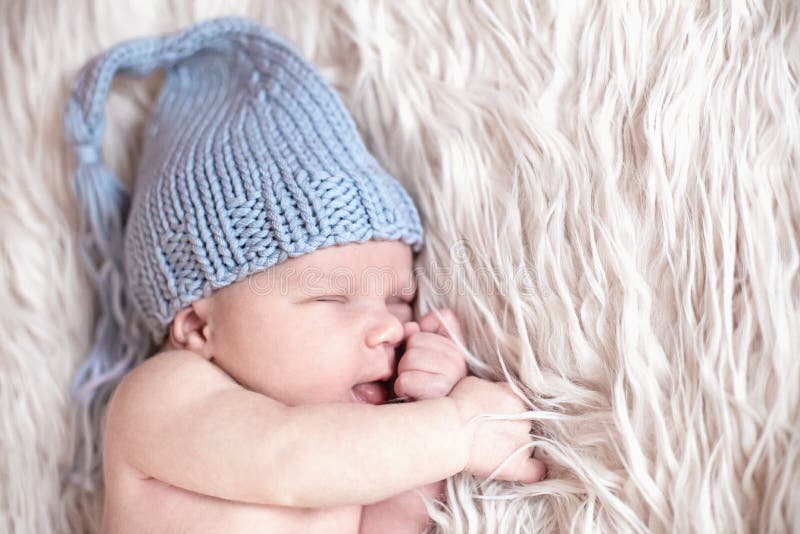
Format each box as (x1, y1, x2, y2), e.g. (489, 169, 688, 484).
(61, 20, 258, 491)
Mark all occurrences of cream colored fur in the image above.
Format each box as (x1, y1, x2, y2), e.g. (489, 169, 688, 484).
(1, 1, 798, 532)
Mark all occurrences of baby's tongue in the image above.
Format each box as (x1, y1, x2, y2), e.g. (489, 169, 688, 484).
(352, 382, 388, 404)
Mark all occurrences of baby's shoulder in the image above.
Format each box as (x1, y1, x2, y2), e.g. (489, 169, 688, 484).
(108, 350, 240, 428)
(122, 349, 236, 394)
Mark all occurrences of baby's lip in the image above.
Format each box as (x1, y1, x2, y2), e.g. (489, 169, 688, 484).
(351, 382, 388, 404)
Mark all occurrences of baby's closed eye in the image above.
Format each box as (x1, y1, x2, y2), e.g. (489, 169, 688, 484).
(306, 295, 413, 322)
(312, 296, 347, 303)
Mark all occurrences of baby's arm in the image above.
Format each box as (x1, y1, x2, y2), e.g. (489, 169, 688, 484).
(104, 349, 467, 508)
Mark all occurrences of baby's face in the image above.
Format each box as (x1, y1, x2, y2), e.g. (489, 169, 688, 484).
(198, 240, 416, 406)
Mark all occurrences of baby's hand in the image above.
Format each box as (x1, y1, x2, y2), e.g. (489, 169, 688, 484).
(393, 308, 468, 400)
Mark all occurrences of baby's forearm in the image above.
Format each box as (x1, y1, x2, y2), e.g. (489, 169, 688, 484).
(271, 397, 466, 508)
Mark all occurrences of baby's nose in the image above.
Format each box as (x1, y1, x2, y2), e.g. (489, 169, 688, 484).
(365, 309, 405, 350)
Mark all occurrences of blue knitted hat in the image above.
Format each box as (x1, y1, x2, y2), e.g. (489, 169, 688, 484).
(62, 16, 423, 490)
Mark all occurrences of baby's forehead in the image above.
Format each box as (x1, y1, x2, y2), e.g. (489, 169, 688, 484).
(240, 240, 417, 298)
(288, 262, 416, 295)
(243, 260, 416, 299)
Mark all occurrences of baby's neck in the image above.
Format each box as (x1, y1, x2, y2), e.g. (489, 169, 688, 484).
(161, 337, 177, 352)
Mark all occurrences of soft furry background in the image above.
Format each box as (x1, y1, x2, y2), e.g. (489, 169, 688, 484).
(1, 0, 798, 532)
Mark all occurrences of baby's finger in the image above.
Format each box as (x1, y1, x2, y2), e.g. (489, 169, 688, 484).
(419, 308, 464, 344)
(403, 321, 421, 341)
(394, 370, 453, 400)
(397, 345, 467, 379)
(490, 457, 547, 484)
(418, 309, 449, 334)
(404, 331, 455, 351)
(403, 332, 467, 371)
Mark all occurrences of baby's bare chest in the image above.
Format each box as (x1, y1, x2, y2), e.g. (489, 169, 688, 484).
(103, 463, 363, 533)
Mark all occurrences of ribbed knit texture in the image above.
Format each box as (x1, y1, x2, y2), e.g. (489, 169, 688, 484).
(61, 16, 424, 491)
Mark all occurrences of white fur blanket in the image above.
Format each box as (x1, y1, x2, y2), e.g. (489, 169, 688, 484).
(1, 1, 798, 532)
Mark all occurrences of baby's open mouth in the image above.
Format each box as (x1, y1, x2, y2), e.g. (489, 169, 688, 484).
(351, 344, 408, 405)
(351, 382, 389, 404)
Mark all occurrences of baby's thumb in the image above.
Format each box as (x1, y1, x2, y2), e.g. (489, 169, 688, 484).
(520, 458, 547, 483)
(492, 458, 547, 484)
(403, 321, 421, 340)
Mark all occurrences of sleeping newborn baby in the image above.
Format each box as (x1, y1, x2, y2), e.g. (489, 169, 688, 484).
(63, 17, 545, 533)
(101, 239, 545, 532)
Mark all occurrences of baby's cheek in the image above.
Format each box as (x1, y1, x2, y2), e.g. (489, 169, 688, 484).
(391, 304, 414, 324)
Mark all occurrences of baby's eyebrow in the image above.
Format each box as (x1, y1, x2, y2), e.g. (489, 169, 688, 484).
(287, 272, 336, 294)
(287, 269, 417, 297)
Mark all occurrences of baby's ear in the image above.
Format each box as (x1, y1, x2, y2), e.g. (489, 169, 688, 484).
(168, 298, 213, 358)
